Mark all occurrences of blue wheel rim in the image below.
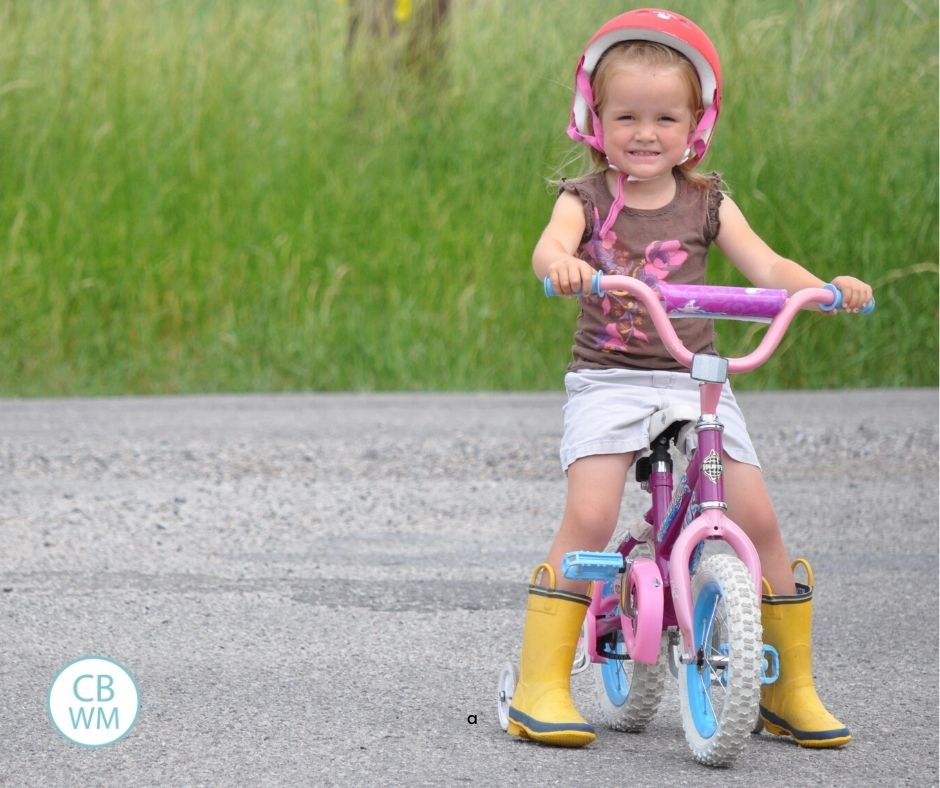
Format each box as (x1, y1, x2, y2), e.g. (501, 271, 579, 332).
(600, 637, 629, 704)
(600, 581, 629, 705)
(684, 579, 723, 737)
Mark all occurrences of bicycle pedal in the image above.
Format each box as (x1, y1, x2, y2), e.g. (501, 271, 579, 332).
(562, 551, 625, 581)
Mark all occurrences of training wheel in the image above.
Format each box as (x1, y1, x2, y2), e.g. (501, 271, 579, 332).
(571, 618, 590, 675)
(667, 630, 682, 679)
(752, 711, 765, 735)
(496, 662, 518, 731)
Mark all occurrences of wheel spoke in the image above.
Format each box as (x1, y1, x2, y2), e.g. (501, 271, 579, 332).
(703, 677, 718, 721)
(709, 606, 730, 696)
(700, 597, 730, 711)
(701, 593, 719, 651)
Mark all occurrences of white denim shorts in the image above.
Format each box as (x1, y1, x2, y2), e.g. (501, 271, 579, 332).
(560, 368, 760, 472)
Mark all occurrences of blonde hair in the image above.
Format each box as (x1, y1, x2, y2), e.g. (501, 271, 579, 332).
(583, 41, 711, 188)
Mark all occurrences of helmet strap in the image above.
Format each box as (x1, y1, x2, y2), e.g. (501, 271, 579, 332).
(599, 170, 627, 240)
(599, 165, 668, 242)
(567, 65, 606, 153)
(607, 161, 658, 183)
(685, 102, 718, 164)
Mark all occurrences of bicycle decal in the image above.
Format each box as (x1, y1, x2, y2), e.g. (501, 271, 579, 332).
(701, 450, 723, 483)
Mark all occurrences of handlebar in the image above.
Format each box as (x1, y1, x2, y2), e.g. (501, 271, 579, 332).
(544, 273, 874, 374)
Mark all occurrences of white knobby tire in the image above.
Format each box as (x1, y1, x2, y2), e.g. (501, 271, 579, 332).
(677, 554, 762, 767)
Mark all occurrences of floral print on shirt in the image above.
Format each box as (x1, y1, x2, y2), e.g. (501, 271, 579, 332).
(583, 205, 688, 351)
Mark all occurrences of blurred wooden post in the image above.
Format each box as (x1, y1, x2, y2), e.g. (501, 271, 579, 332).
(347, 0, 450, 84)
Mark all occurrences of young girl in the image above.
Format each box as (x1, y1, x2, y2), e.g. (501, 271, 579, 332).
(507, 8, 872, 749)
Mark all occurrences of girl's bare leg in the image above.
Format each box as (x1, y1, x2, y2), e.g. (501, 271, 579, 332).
(722, 455, 796, 594)
(543, 452, 635, 594)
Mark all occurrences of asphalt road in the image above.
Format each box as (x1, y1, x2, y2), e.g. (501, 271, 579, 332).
(0, 389, 937, 787)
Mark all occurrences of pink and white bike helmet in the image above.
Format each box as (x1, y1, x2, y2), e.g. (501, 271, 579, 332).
(568, 8, 722, 166)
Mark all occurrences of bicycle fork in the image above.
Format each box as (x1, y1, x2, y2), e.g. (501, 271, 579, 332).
(669, 508, 762, 664)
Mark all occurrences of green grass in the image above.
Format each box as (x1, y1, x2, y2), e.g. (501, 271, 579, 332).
(0, 0, 936, 395)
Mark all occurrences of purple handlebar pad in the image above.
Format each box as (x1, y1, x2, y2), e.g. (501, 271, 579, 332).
(545, 276, 790, 321)
(656, 283, 788, 320)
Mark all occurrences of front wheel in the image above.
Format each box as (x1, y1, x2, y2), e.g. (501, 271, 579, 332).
(678, 554, 762, 767)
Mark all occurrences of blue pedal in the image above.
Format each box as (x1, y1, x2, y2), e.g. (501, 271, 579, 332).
(562, 551, 625, 581)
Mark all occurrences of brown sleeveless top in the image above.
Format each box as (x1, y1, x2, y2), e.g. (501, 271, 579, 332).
(559, 170, 723, 372)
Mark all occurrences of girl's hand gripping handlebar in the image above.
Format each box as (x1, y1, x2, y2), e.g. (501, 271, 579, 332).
(543, 271, 606, 298)
(543, 273, 874, 375)
(818, 283, 876, 314)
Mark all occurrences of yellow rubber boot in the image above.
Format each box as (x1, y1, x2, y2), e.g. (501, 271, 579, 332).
(759, 559, 851, 748)
(507, 564, 595, 747)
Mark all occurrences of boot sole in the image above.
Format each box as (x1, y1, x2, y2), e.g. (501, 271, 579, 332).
(507, 719, 595, 747)
(506, 706, 596, 748)
(761, 716, 851, 748)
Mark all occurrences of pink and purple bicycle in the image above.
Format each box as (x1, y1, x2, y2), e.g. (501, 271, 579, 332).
(496, 273, 872, 766)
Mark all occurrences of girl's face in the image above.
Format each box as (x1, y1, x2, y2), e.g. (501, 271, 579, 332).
(598, 62, 698, 183)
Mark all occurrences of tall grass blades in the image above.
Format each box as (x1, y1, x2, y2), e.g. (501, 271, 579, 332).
(0, 0, 936, 394)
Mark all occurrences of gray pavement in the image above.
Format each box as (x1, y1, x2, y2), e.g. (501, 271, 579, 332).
(0, 389, 937, 786)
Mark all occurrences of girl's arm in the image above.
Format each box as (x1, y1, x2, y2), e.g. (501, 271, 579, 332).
(715, 195, 873, 310)
(532, 190, 596, 295)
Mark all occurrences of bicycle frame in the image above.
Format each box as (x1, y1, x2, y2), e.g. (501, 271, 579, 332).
(497, 272, 875, 766)
(496, 273, 873, 764)
(601, 380, 762, 666)
(562, 274, 865, 666)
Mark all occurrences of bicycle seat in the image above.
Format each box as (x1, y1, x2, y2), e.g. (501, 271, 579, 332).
(648, 403, 699, 448)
